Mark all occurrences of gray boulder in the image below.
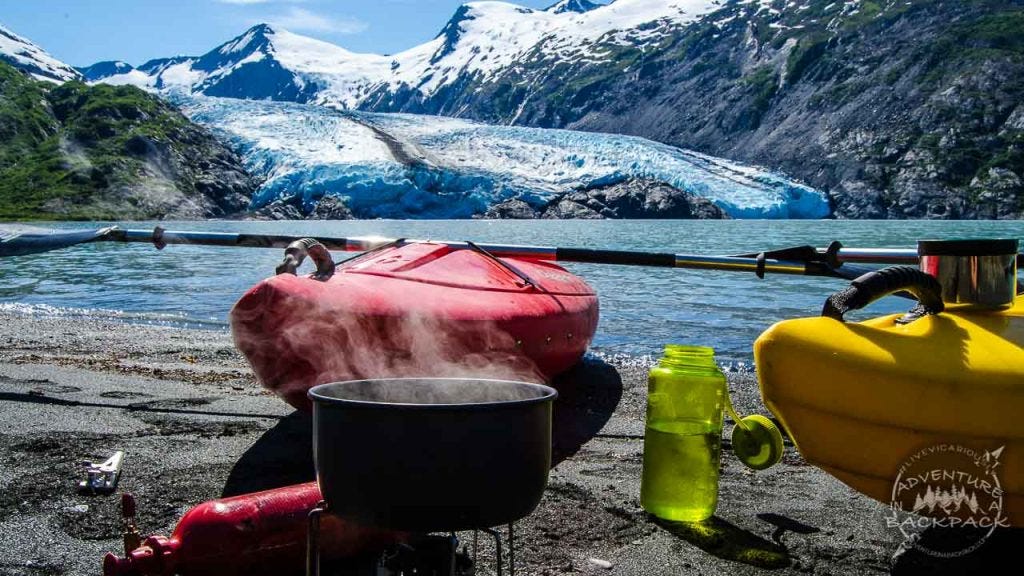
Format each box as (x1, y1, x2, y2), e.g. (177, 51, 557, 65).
(542, 179, 726, 219)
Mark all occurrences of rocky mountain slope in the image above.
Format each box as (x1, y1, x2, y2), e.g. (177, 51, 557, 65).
(0, 62, 256, 220)
(521, 0, 1024, 219)
(87, 0, 1023, 219)
(359, 0, 1024, 219)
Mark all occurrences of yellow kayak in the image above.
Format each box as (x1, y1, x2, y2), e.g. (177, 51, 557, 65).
(755, 290, 1024, 527)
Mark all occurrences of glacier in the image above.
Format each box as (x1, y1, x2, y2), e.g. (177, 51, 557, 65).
(181, 95, 830, 219)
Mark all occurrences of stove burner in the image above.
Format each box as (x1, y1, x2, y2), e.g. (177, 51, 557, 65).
(379, 534, 470, 576)
(307, 502, 518, 576)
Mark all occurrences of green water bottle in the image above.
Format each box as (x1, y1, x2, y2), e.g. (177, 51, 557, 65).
(640, 344, 725, 522)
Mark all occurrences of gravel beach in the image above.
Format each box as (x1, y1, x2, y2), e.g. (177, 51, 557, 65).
(0, 311, 1017, 575)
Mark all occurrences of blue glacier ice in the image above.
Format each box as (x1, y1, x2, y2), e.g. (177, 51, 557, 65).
(181, 96, 831, 219)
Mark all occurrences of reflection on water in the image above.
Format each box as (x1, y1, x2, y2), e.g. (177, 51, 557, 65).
(1, 219, 1021, 364)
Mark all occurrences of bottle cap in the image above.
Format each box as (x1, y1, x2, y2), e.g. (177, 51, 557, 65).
(731, 414, 784, 470)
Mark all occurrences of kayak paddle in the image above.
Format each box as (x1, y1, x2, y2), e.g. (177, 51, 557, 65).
(3, 225, 1018, 282)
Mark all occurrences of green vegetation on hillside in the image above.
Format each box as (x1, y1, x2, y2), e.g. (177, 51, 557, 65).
(0, 62, 252, 220)
(0, 63, 71, 219)
(742, 66, 779, 127)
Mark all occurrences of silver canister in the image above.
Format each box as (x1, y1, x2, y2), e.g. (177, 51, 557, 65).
(918, 239, 1019, 308)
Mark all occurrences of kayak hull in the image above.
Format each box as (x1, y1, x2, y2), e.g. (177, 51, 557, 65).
(230, 242, 599, 411)
(755, 297, 1024, 527)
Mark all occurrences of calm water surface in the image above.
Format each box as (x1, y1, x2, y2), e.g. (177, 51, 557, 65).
(1, 220, 1021, 365)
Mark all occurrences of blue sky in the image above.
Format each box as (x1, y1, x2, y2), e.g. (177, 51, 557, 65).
(2, 0, 563, 67)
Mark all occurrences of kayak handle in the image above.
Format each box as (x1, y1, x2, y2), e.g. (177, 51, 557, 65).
(276, 238, 336, 280)
(821, 266, 944, 322)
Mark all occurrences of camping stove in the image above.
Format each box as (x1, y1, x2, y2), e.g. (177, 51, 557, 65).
(307, 502, 519, 576)
(306, 379, 553, 576)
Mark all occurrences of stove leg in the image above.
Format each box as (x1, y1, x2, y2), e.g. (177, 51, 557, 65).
(306, 501, 327, 576)
(508, 523, 515, 576)
(448, 532, 458, 576)
(483, 528, 502, 576)
(473, 529, 479, 569)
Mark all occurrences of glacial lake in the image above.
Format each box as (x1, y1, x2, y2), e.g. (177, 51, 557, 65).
(1, 219, 1021, 366)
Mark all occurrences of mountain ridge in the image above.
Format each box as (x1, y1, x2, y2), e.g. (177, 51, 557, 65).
(0, 22, 82, 83)
(87, 1, 720, 109)
(0, 15, 828, 222)
(81, 1, 1024, 218)
(10, 1, 1024, 219)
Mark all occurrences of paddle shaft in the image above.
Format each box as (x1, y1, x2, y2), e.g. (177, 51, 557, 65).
(100, 228, 946, 278)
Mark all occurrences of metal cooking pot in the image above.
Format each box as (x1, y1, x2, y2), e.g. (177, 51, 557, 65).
(308, 378, 557, 532)
(918, 239, 1019, 308)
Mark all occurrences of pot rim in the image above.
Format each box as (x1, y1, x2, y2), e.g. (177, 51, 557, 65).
(308, 377, 558, 410)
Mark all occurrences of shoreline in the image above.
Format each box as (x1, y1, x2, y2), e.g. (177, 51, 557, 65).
(0, 311, 1017, 575)
(0, 302, 765, 371)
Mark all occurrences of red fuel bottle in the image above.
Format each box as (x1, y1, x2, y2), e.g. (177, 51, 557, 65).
(104, 483, 398, 576)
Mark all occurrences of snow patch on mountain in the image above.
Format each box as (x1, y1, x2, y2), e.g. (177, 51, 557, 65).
(384, 0, 724, 99)
(180, 95, 828, 219)
(0, 23, 81, 83)
(77, 60, 133, 81)
(546, 0, 603, 14)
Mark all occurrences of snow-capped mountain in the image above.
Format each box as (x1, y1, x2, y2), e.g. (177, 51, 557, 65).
(91, 1, 726, 109)
(0, 23, 81, 83)
(97, 23, 391, 105)
(180, 95, 828, 219)
(29, 1, 1024, 220)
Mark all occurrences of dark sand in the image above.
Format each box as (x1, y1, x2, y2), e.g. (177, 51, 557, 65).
(0, 311, 1018, 575)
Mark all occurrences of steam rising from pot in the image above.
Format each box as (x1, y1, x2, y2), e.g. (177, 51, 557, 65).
(230, 284, 545, 409)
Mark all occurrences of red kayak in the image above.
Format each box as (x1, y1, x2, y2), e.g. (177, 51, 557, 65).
(231, 241, 599, 410)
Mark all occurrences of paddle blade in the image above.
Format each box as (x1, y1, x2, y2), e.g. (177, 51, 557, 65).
(0, 226, 114, 257)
